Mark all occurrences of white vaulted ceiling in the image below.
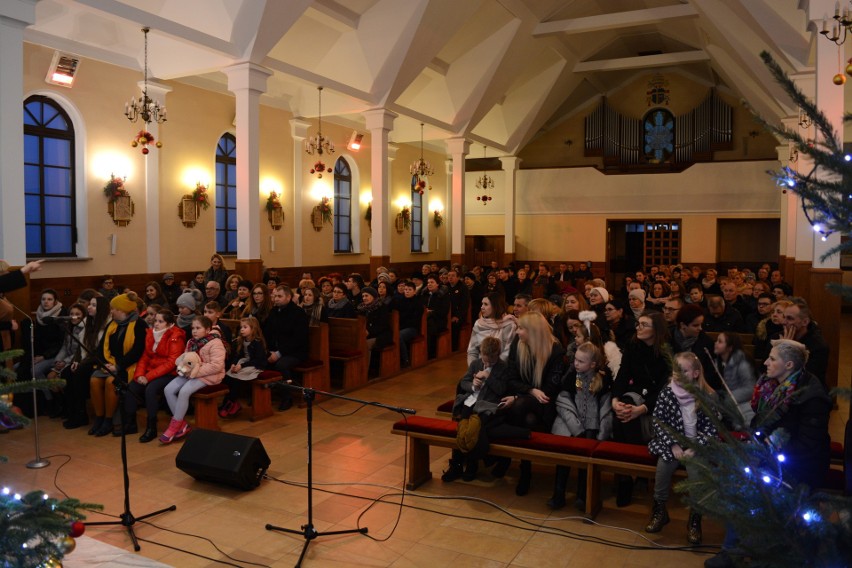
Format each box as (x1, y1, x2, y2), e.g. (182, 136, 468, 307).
(25, 0, 819, 154)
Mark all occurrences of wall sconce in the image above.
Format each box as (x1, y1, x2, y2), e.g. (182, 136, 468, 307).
(347, 131, 364, 151)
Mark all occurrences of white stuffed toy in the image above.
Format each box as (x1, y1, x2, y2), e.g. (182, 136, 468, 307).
(175, 351, 202, 378)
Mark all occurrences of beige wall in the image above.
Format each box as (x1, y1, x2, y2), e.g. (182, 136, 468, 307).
(21, 44, 783, 281)
(464, 161, 781, 263)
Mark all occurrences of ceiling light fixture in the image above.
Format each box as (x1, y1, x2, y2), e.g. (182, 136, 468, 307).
(475, 145, 494, 205)
(410, 123, 434, 192)
(305, 86, 335, 178)
(124, 27, 167, 125)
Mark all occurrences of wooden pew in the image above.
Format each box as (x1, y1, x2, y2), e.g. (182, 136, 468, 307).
(294, 322, 330, 392)
(376, 310, 400, 379)
(409, 311, 428, 369)
(328, 317, 368, 391)
(434, 310, 453, 359)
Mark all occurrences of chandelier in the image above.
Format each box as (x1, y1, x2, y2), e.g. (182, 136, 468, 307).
(124, 27, 166, 125)
(305, 86, 335, 178)
(820, 4, 852, 44)
(475, 146, 494, 205)
(410, 123, 434, 193)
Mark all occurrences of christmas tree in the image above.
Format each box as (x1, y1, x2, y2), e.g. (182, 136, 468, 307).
(674, 52, 852, 567)
(1, 347, 100, 566)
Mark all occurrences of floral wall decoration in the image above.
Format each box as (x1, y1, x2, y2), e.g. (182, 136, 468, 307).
(103, 174, 133, 226)
(266, 191, 283, 230)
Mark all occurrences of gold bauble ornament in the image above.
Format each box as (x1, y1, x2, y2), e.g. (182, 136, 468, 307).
(155, 141, 163, 148)
(846, 62, 852, 77)
(59, 536, 76, 554)
(40, 557, 63, 568)
(131, 140, 138, 147)
(833, 73, 846, 85)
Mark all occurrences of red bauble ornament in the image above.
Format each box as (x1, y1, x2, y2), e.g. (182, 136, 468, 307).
(69, 520, 85, 538)
(142, 147, 149, 155)
(310, 168, 316, 174)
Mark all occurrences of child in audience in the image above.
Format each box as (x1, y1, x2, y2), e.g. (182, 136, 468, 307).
(550, 341, 613, 510)
(160, 316, 226, 443)
(646, 351, 717, 545)
(203, 301, 232, 346)
(219, 317, 267, 417)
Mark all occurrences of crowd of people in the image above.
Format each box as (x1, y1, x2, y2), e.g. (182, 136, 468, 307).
(444, 259, 833, 563)
(0, 257, 836, 563)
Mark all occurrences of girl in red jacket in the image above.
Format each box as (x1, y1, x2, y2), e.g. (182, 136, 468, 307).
(124, 309, 186, 443)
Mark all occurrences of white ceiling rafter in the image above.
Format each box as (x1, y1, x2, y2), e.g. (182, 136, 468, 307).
(533, 4, 699, 37)
(574, 50, 710, 73)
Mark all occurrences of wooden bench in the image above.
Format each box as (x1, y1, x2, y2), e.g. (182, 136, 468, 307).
(434, 310, 453, 359)
(248, 371, 283, 421)
(190, 384, 229, 431)
(293, 322, 330, 392)
(376, 311, 400, 379)
(409, 311, 428, 369)
(218, 318, 283, 420)
(329, 316, 368, 391)
(391, 417, 598, 503)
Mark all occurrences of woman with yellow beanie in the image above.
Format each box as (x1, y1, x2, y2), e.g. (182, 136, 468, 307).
(88, 292, 147, 437)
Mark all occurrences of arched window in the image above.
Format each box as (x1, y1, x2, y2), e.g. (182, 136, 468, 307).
(24, 95, 76, 257)
(411, 184, 423, 252)
(333, 158, 352, 253)
(215, 133, 237, 255)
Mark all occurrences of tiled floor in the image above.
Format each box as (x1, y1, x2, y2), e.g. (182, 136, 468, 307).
(2, 317, 849, 567)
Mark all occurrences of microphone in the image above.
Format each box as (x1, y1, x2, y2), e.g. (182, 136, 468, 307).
(43, 316, 75, 323)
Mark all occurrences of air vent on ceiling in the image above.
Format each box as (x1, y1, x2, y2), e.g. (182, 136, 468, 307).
(637, 50, 663, 57)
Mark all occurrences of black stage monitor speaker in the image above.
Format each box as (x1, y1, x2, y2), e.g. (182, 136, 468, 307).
(176, 429, 270, 490)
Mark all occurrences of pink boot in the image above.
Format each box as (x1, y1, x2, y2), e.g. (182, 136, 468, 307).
(158, 418, 182, 444)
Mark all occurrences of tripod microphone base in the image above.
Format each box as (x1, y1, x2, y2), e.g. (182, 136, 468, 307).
(26, 458, 50, 469)
(87, 504, 176, 551)
(266, 523, 367, 567)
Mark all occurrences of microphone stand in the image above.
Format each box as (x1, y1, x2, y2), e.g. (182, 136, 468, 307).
(265, 384, 415, 568)
(56, 318, 176, 551)
(7, 300, 50, 469)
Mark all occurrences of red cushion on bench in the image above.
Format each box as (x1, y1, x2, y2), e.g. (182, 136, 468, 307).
(509, 432, 599, 457)
(393, 416, 457, 437)
(592, 441, 657, 466)
(436, 400, 454, 414)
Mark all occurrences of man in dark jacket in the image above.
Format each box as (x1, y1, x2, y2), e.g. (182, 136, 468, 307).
(423, 275, 449, 359)
(783, 300, 829, 385)
(161, 272, 182, 311)
(393, 281, 424, 367)
(702, 295, 744, 333)
(263, 285, 309, 410)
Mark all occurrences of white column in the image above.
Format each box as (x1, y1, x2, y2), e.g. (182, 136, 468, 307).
(499, 156, 521, 256)
(446, 137, 469, 259)
(386, 142, 399, 253)
(223, 62, 272, 261)
(142, 80, 171, 273)
(0, 0, 36, 264)
(290, 118, 310, 266)
(808, 1, 842, 268)
(363, 109, 397, 259)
